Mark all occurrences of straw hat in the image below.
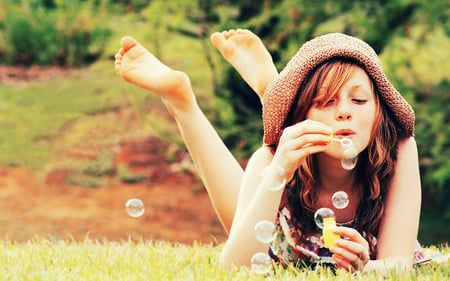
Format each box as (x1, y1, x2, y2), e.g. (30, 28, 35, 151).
(262, 33, 415, 146)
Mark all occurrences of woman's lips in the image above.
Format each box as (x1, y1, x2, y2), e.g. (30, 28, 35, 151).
(334, 129, 355, 137)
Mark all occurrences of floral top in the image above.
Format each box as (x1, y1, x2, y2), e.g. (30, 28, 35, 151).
(269, 206, 426, 268)
(269, 206, 348, 268)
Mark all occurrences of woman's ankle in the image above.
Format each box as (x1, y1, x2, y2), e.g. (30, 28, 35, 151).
(162, 92, 199, 119)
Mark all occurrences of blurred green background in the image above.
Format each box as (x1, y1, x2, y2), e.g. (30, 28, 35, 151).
(0, 0, 448, 245)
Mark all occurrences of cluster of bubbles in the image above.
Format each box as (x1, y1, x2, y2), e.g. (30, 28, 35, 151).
(250, 165, 287, 273)
(251, 173, 350, 272)
(335, 138, 358, 170)
(251, 220, 277, 274)
(314, 191, 349, 229)
(250, 189, 348, 273)
(249, 137, 355, 273)
(125, 198, 145, 217)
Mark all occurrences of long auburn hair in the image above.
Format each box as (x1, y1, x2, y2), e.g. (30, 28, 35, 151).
(271, 58, 399, 257)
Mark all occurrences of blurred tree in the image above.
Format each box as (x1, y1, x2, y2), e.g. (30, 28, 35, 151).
(40, 0, 56, 8)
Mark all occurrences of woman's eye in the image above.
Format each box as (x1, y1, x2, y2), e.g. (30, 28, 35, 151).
(325, 99, 335, 106)
(353, 99, 368, 104)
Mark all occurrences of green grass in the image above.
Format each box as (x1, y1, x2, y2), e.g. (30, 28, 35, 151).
(0, 238, 448, 280)
(0, 64, 127, 167)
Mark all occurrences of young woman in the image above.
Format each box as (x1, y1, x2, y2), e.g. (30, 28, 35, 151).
(115, 31, 421, 274)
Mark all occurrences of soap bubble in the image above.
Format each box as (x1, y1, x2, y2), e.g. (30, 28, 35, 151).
(341, 147, 358, 170)
(262, 165, 287, 192)
(314, 207, 335, 229)
(255, 220, 276, 243)
(330, 137, 359, 170)
(251, 252, 272, 274)
(332, 191, 349, 209)
(125, 198, 145, 217)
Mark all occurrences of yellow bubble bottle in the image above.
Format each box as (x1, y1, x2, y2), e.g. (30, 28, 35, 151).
(323, 217, 340, 248)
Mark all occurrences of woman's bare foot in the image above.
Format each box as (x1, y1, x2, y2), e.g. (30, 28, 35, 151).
(210, 29, 278, 99)
(115, 36, 195, 111)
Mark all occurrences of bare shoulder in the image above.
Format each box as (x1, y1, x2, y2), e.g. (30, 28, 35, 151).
(398, 136, 417, 151)
(377, 137, 421, 262)
(391, 136, 421, 192)
(397, 136, 419, 162)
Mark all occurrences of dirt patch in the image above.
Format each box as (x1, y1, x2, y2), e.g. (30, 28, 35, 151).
(0, 65, 72, 84)
(0, 165, 227, 244)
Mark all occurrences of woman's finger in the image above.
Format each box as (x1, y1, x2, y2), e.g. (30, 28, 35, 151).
(333, 253, 358, 272)
(282, 119, 332, 140)
(331, 242, 368, 266)
(332, 227, 369, 248)
(273, 135, 330, 181)
(335, 238, 370, 260)
(330, 238, 370, 272)
(278, 133, 331, 151)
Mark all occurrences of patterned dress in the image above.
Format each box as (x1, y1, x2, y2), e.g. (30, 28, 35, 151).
(269, 205, 427, 268)
(269, 206, 351, 268)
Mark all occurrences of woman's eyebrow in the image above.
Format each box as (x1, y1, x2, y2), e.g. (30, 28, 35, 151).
(350, 84, 372, 95)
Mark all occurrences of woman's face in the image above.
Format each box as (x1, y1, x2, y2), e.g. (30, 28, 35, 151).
(306, 67, 377, 158)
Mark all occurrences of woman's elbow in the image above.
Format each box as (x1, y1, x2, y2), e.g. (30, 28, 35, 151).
(219, 251, 232, 271)
(219, 247, 239, 271)
(219, 244, 250, 271)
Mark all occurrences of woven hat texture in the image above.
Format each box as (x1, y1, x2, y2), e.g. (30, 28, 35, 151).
(262, 33, 415, 145)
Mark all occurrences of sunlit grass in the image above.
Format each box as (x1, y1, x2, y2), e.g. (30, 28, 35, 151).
(0, 69, 128, 168)
(0, 238, 448, 281)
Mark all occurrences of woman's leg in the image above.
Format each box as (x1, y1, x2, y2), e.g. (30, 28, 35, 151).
(115, 36, 242, 232)
(210, 29, 278, 99)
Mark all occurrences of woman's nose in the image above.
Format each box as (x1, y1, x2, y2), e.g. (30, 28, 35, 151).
(336, 103, 352, 120)
(336, 112, 351, 120)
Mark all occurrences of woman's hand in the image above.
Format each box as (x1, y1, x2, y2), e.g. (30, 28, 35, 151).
(271, 120, 332, 182)
(327, 226, 370, 272)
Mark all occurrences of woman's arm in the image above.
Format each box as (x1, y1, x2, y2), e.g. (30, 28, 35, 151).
(220, 146, 278, 269)
(365, 137, 422, 274)
(172, 105, 243, 232)
(220, 121, 332, 270)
